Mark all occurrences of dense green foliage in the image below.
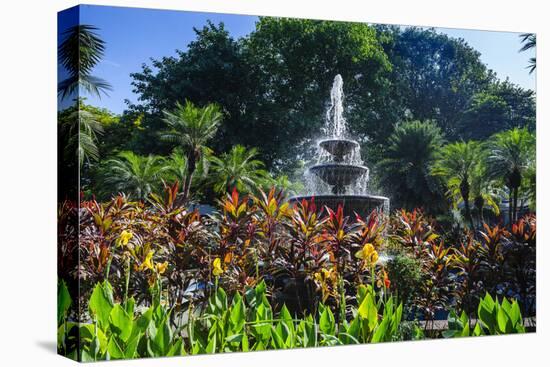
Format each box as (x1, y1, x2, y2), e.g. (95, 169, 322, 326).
(377, 121, 445, 212)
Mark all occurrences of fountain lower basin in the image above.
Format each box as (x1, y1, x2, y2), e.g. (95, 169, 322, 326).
(288, 194, 389, 218)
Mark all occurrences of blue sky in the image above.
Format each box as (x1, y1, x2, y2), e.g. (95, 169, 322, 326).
(58, 5, 535, 114)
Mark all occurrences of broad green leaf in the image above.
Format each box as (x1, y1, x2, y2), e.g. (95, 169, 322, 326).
(442, 329, 457, 338)
(460, 322, 470, 337)
(255, 280, 267, 306)
(372, 317, 389, 343)
(473, 323, 483, 336)
(79, 324, 108, 354)
(225, 333, 243, 343)
(358, 293, 378, 331)
(319, 306, 335, 335)
(242, 330, 249, 352)
(501, 298, 512, 314)
(460, 311, 469, 327)
(89, 282, 114, 329)
(392, 303, 403, 334)
(107, 337, 124, 359)
(110, 305, 133, 342)
(497, 306, 510, 334)
(166, 339, 186, 356)
(271, 324, 286, 349)
(153, 317, 173, 355)
(57, 280, 72, 324)
(347, 317, 361, 339)
(125, 297, 135, 316)
(229, 293, 245, 333)
(510, 301, 522, 326)
(338, 332, 360, 344)
(80, 350, 93, 362)
(124, 332, 141, 359)
(215, 287, 228, 311)
(357, 284, 368, 305)
(253, 340, 265, 351)
(89, 334, 101, 360)
(134, 307, 153, 334)
(205, 331, 217, 354)
(478, 299, 495, 332)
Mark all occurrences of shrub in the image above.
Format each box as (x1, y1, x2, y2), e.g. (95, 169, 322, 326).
(385, 251, 423, 315)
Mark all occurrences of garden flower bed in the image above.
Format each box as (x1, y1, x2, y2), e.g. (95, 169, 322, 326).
(57, 186, 535, 360)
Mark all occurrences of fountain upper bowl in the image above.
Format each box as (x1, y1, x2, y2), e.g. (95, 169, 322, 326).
(319, 138, 359, 159)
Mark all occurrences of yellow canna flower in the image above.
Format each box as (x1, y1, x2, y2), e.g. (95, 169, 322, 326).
(355, 243, 379, 267)
(212, 257, 224, 276)
(116, 230, 133, 247)
(139, 250, 155, 271)
(313, 267, 338, 303)
(155, 261, 168, 274)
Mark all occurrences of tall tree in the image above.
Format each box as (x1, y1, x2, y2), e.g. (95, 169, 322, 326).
(457, 80, 535, 140)
(161, 101, 222, 202)
(432, 141, 483, 228)
(486, 128, 535, 223)
(127, 19, 391, 171)
(377, 120, 445, 212)
(58, 25, 112, 99)
(469, 162, 500, 225)
(127, 22, 248, 156)
(244, 18, 391, 170)
(519, 33, 536, 74)
(376, 26, 493, 140)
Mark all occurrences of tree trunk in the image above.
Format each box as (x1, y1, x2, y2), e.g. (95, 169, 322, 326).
(460, 177, 474, 229)
(474, 196, 484, 227)
(513, 186, 519, 223)
(508, 188, 513, 226)
(508, 169, 522, 224)
(182, 149, 197, 203)
(464, 199, 475, 230)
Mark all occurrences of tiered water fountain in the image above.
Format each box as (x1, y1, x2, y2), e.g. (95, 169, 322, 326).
(289, 75, 389, 217)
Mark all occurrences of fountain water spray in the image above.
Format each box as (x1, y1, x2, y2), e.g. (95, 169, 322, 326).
(324, 74, 348, 138)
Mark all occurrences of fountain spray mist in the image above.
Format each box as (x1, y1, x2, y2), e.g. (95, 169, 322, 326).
(325, 74, 348, 138)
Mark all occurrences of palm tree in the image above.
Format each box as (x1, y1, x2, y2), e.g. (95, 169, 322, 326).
(60, 101, 104, 167)
(58, 25, 112, 99)
(470, 162, 501, 225)
(209, 145, 272, 195)
(101, 152, 166, 200)
(161, 101, 222, 202)
(432, 141, 483, 228)
(163, 148, 188, 185)
(486, 128, 535, 223)
(377, 120, 445, 212)
(519, 33, 536, 74)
